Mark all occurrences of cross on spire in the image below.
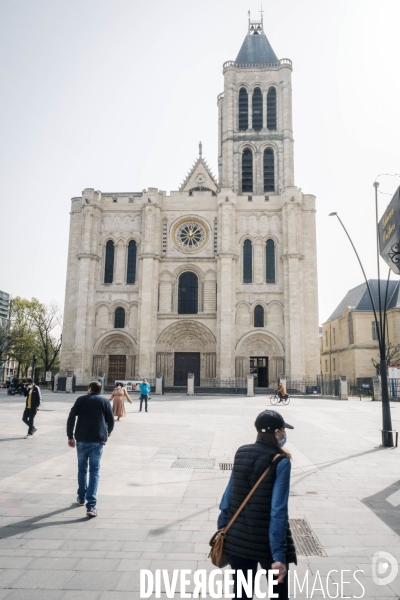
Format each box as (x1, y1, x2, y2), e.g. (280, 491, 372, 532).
(260, 3, 264, 23)
(199, 141, 202, 157)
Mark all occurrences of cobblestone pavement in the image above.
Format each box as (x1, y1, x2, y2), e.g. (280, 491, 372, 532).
(0, 389, 400, 599)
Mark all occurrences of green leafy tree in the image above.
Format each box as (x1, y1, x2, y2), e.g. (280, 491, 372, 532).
(8, 297, 36, 378)
(0, 323, 10, 370)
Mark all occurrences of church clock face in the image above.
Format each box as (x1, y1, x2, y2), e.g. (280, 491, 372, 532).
(173, 219, 208, 252)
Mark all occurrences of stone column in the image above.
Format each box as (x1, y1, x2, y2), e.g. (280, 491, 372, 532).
(115, 240, 126, 285)
(282, 202, 304, 380)
(254, 238, 264, 284)
(216, 198, 236, 380)
(72, 190, 102, 384)
(137, 202, 161, 378)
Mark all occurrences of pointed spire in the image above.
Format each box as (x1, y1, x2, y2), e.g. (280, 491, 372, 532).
(199, 141, 202, 157)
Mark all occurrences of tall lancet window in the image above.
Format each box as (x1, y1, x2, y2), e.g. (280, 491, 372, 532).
(238, 88, 248, 131)
(243, 239, 253, 283)
(242, 149, 253, 193)
(267, 87, 277, 130)
(126, 240, 137, 284)
(254, 305, 264, 327)
(104, 240, 114, 284)
(264, 148, 275, 192)
(252, 87, 263, 131)
(178, 272, 198, 314)
(266, 239, 276, 283)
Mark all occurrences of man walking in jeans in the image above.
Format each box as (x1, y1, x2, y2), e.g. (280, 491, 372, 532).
(67, 381, 114, 518)
(138, 378, 151, 412)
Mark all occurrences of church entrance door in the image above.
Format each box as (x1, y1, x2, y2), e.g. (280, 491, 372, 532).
(108, 355, 126, 384)
(174, 353, 200, 386)
(250, 357, 268, 387)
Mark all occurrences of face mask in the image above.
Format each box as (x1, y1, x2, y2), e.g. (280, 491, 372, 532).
(278, 433, 287, 448)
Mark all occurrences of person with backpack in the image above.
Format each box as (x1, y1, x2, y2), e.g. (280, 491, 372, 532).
(217, 410, 296, 599)
(138, 378, 151, 412)
(22, 378, 41, 438)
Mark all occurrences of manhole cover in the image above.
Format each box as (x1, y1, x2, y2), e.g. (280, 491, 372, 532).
(219, 463, 233, 470)
(172, 458, 215, 469)
(289, 519, 326, 557)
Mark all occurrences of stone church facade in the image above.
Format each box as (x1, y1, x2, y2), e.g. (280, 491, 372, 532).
(60, 16, 319, 388)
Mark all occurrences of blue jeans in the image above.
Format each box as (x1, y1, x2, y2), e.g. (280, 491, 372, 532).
(76, 442, 104, 508)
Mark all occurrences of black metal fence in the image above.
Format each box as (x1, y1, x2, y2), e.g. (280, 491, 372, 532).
(287, 377, 340, 397)
(348, 378, 373, 398)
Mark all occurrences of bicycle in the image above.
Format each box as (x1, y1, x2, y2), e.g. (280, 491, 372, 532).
(269, 393, 290, 406)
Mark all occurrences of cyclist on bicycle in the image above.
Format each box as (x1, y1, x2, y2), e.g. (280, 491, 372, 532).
(275, 382, 288, 403)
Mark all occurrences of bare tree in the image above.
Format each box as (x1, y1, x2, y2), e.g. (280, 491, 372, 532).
(372, 343, 400, 375)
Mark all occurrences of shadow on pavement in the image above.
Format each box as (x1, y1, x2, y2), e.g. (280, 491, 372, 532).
(0, 505, 88, 539)
(363, 480, 400, 537)
(291, 446, 387, 488)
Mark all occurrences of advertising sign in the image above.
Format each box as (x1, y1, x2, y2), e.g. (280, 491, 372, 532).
(378, 186, 400, 274)
(45, 371, 52, 382)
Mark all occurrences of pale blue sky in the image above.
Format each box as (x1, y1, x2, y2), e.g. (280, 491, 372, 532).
(0, 0, 399, 323)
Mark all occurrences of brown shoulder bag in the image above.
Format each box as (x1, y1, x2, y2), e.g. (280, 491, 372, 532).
(208, 454, 280, 568)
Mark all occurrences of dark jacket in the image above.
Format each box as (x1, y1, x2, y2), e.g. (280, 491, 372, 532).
(223, 438, 297, 564)
(67, 394, 114, 444)
(23, 386, 41, 409)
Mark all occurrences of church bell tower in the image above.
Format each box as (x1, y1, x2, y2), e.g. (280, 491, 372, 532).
(218, 13, 294, 196)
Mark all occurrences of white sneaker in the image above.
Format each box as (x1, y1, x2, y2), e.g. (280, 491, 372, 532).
(24, 434, 32, 439)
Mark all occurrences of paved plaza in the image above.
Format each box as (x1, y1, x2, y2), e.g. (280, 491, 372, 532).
(0, 390, 400, 599)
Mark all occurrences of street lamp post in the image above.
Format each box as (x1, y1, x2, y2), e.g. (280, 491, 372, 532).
(330, 194, 394, 447)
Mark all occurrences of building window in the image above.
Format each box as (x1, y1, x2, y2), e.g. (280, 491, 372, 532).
(333, 358, 336, 372)
(267, 86, 277, 130)
(325, 359, 328, 373)
(114, 307, 125, 328)
(372, 321, 378, 341)
(264, 148, 275, 192)
(243, 239, 253, 284)
(254, 305, 264, 327)
(113, 196, 118, 203)
(348, 313, 354, 344)
(252, 87, 263, 131)
(242, 149, 253, 193)
(266, 239, 276, 283)
(238, 88, 248, 131)
(325, 331, 328, 347)
(333, 328, 336, 345)
(104, 240, 114, 284)
(178, 272, 198, 314)
(126, 240, 137, 284)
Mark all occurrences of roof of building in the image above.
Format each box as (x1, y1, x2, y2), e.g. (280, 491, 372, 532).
(327, 279, 400, 321)
(235, 18, 278, 64)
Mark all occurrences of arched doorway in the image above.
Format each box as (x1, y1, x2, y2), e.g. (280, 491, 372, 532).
(235, 332, 284, 388)
(156, 321, 216, 387)
(93, 333, 136, 385)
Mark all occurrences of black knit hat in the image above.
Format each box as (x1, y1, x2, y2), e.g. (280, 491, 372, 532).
(255, 410, 294, 432)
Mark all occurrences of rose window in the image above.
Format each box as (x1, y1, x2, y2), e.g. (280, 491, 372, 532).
(176, 221, 206, 251)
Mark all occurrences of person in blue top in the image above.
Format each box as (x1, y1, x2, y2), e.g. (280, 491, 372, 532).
(217, 410, 296, 600)
(138, 378, 151, 412)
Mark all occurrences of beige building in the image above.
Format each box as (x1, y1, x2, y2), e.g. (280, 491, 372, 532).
(59, 16, 320, 388)
(321, 280, 400, 381)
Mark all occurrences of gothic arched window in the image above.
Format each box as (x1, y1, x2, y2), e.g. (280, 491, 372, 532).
(238, 88, 248, 131)
(243, 239, 253, 284)
(267, 86, 277, 130)
(104, 240, 114, 284)
(254, 305, 264, 327)
(178, 272, 198, 314)
(264, 148, 275, 192)
(252, 87, 263, 131)
(266, 239, 276, 283)
(114, 307, 125, 328)
(126, 240, 137, 284)
(242, 149, 253, 193)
